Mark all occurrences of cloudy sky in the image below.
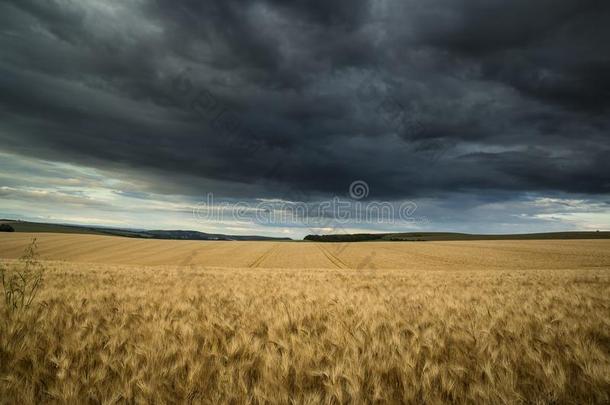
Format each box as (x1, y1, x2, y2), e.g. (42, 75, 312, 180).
(1, 0, 609, 238)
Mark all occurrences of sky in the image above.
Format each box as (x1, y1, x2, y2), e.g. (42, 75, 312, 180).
(0, 0, 609, 239)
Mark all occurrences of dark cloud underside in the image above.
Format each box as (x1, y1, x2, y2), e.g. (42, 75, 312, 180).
(0, 0, 608, 204)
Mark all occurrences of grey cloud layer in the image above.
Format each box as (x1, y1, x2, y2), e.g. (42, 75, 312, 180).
(1, 0, 609, 202)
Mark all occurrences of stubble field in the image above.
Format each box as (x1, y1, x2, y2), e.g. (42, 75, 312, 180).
(1, 233, 609, 404)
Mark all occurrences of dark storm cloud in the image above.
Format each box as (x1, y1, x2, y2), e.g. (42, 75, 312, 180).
(0, 0, 609, 202)
(410, 0, 610, 112)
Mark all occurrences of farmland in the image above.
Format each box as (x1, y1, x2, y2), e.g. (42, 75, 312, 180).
(1, 233, 609, 403)
(2, 232, 610, 270)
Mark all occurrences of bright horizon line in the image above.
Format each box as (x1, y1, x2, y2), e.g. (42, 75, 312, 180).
(2, 215, 607, 240)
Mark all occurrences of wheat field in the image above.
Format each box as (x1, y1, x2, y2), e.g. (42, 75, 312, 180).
(1, 233, 609, 404)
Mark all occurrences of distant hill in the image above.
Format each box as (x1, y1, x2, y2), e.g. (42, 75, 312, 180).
(0, 220, 291, 241)
(1, 219, 110, 235)
(304, 231, 610, 242)
(4, 219, 607, 242)
(143, 230, 291, 241)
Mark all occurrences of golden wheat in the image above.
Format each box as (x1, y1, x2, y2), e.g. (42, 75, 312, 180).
(0, 235, 609, 404)
(2, 233, 610, 270)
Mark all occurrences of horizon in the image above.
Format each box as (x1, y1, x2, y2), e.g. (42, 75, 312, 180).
(1, 217, 607, 241)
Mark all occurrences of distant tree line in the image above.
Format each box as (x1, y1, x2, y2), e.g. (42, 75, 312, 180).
(304, 231, 610, 242)
(0, 224, 15, 232)
(304, 234, 387, 242)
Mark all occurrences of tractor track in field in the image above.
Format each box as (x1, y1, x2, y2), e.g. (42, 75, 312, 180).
(316, 244, 349, 269)
(177, 247, 200, 268)
(248, 243, 279, 268)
